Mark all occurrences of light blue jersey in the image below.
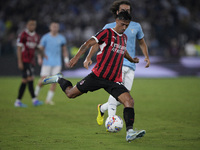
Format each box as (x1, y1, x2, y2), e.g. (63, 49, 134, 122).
(40, 33, 66, 66)
(103, 21, 144, 71)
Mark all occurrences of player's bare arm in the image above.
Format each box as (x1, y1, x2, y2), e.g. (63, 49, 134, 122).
(17, 46, 23, 70)
(37, 46, 45, 66)
(124, 51, 139, 63)
(62, 45, 70, 68)
(138, 38, 150, 68)
(69, 38, 97, 68)
(83, 43, 99, 69)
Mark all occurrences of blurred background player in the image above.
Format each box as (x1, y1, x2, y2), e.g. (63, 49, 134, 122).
(35, 22, 70, 105)
(14, 19, 43, 107)
(83, 0, 150, 125)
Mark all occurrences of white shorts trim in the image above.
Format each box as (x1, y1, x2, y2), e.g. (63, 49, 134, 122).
(40, 65, 61, 77)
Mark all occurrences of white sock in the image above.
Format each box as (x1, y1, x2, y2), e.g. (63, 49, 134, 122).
(15, 99, 20, 102)
(108, 95, 121, 117)
(35, 85, 41, 96)
(100, 102, 108, 113)
(108, 103, 117, 117)
(46, 90, 54, 102)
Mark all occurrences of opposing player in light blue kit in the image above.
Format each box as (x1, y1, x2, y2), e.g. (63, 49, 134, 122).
(35, 22, 70, 105)
(84, 0, 150, 127)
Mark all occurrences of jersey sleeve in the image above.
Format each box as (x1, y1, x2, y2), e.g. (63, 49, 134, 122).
(92, 29, 108, 44)
(61, 35, 67, 46)
(136, 24, 144, 40)
(16, 32, 26, 47)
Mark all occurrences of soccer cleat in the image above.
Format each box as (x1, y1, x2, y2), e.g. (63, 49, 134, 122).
(33, 99, 43, 106)
(96, 104, 104, 126)
(126, 129, 146, 142)
(14, 101, 27, 108)
(42, 73, 63, 85)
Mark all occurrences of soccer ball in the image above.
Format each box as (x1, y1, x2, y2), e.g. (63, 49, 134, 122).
(105, 115, 123, 132)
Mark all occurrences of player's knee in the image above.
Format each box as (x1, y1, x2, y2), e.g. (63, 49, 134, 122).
(124, 97, 134, 107)
(130, 97, 134, 106)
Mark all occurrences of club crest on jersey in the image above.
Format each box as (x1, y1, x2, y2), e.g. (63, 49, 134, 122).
(130, 29, 134, 33)
(112, 36, 116, 40)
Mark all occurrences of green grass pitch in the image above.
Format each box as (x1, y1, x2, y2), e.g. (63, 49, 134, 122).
(0, 77, 200, 150)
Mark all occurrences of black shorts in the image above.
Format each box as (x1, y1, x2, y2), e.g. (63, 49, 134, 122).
(21, 63, 34, 78)
(76, 72, 129, 100)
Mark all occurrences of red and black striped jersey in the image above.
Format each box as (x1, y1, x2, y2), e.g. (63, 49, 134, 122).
(92, 28, 127, 83)
(17, 29, 40, 64)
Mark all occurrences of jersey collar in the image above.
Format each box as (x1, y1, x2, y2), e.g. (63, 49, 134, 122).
(111, 28, 123, 36)
(25, 29, 36, 36)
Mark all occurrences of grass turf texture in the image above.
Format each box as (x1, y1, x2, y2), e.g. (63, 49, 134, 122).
(0, 77, 199, 150)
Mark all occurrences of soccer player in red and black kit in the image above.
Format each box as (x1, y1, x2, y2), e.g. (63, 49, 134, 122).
(42, 11, 145, 142)
(14, 19, 43, 107)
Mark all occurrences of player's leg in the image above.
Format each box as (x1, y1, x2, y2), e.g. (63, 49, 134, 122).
(59, 72, 106, 99)
(105, 67, 128, 115)
(45, 83, 56, 105)
(99, 102, 108, 113)
(26, 64, 43, 106)
(108, 95, 121, 116)
(107, 66, 134, 116)
(118, 92, 145, 142)
(15, 78, 28, 107)
(106, 81, 145, 142)
(45, 66, 62, 105)
(106, 67, 134, 120)
(97, 96, 120, 126)
(99, 96, 121, 115)
(97, 66, 132, 124)
(42, 73, 83, 99)
(55, 77, 82, 98)
(35, 66, 51, 96)
(14, 63, 29, 107)
(27, 76, 43, 106)
(42, 72, 101, 99)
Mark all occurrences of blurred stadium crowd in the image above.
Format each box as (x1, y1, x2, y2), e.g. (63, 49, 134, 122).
(0, 0, 200, 57)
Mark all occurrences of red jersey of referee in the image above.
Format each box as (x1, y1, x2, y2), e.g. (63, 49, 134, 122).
(92, 28, 127, 83)
(17, 29, 40, 64)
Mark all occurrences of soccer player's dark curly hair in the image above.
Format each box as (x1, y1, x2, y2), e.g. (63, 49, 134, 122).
(110, 0, 132, 18)
(116, 11, 132, 21)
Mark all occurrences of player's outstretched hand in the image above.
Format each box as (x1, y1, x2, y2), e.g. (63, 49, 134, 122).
(69, 57, 79, 68)
(83, 58, 93, 69)
(144, 57, 150, 68)
(133, 57, 139, 63)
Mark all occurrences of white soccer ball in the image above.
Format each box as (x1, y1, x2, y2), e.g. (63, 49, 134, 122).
(105, 115, 123, 132)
